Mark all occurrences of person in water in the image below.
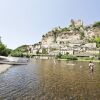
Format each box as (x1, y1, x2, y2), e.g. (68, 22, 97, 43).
(89, 61, 94, 73)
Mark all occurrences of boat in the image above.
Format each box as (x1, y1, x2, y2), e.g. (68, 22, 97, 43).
(0, 56, 28, 65)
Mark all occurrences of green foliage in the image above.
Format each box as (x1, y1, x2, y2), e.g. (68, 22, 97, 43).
(0, 43, 12, 56)
(50, 48, 57, 51)
(52, 30, 58, 42)
(6, 48, 12, 55)
(80, 32, 85, 40)
(10, 50, 24, 57)
(42, 48, 48, 54)
(60, 27, 70, 32)
(93, 21, 100, 27)
(88, 37, 100, 48)
(36, 50, 40, 54)
(10, 45, 31, 57)
(94, 37, 100, 47)
(15, 45, 28, 52)
(74, 27, 80, 31)
(88, 38, 94, 43)
(56, 53, 78, 60)
(56, 53, 62, 58)
(78, 57, 94, 60)
(67, 55, 77, 60)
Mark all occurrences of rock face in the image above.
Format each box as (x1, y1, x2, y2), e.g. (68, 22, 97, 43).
(21, 19, 100, 56)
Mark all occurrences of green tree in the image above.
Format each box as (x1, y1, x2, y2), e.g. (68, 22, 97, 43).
(80, 32, 85, 40)
(94, 37, 100, 48)
(0, 43, 6, 55)
(93, 21, 100, 27)
(10, 50, 24, 57)
(42, 48, 48, 54)
(0, 43, 11, 56)
(52, 28, 60, 43)
(36, 50, 40, 54)
(56, 53, 62, 58)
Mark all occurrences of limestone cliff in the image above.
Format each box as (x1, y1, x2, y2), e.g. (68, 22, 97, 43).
(37, 19, 100, 55)
(41, 19, 100, 47)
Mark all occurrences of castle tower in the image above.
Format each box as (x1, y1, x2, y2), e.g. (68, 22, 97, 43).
(70, 19, 83, 28)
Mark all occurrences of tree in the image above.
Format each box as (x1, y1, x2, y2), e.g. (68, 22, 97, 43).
(42, 48, 48, 54)
(80, 32, 85, 40)
(93, 21, 100, 27)
(52, 28, 59, 43)
(94, 37, 100, 48)
(0, 43, 12, 56)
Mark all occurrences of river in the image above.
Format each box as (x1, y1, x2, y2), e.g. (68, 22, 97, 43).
(0, 59, 100, 100)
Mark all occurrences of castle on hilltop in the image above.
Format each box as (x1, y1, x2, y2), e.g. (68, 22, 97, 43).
(70, 19, 83, 28)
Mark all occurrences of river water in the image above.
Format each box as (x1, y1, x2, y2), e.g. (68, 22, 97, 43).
(0, 59, 100, 100)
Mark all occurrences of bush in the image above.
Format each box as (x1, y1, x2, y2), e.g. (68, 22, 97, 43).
(61, 54, 68, 59)
(65, 55, 78, 60)
(94, 37, 100, 48)
(0, 43, 12, 56)
(80, 32, 85, 40)
(42, 48, 48, 54)
(56, 53, 78, 60)
(93, 22, 100, 27)
(56, 53, 62, 58)
(88, 37, 100, 48)
(10, 51, 24, 57)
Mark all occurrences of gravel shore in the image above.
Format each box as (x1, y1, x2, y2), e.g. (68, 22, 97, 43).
(0, 64, 12, 73)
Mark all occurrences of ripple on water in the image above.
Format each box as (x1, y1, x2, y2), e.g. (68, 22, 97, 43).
(0, 60, 100, 100)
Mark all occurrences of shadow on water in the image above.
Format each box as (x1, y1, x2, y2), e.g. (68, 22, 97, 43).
(0, 59, 100, 100)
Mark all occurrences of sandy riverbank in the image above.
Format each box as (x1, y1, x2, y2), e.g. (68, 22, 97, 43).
(0, 64, 12, 74)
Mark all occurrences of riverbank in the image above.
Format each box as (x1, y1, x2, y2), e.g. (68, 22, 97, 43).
(0, 64, 12, 74)
(77, 59, 100, 62)
(57, 58, 100, 62)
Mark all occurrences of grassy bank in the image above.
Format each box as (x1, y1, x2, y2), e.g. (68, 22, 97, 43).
(57, 58, 100, 62)
(77, 57, 100, 62)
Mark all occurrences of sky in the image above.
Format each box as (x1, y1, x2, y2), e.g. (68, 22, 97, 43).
(0, 0, 100, 49)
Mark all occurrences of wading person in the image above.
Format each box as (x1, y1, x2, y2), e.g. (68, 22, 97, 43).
(89, 61, 94, 73)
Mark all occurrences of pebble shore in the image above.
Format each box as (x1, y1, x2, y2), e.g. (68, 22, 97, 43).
(0, 64, 12, 74)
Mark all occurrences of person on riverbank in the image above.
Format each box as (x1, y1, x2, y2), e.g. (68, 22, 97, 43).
(88, 61, 94, 73)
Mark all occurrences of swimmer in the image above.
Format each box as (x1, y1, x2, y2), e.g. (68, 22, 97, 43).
(89, 61, 94, 73)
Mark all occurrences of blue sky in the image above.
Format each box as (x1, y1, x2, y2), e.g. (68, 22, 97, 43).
(0, 0, 100, 49)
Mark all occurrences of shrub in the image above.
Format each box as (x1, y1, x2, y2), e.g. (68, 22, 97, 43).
(0, 43, 12, 56)
(61, 54, 68, 59)
(10, 51, 24, 57)
(65, 55, 78, 60)
(94, 37, 100, 48)
(42, 48, 48, 54)
(56, 53, 78, 60)
(80, 32, 85, 40)
(93, 21, 100, 27)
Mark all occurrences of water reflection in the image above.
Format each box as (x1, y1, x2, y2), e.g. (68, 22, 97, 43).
(0, 59, 100, 100)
